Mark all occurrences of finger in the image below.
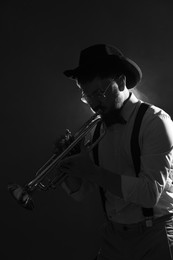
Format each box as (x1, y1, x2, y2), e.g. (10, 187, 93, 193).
(60, 157, 74, 170)
(60, 157, 73, 166)
(60, 163, 71, 171)
(80, 137, 90, 153)
(59, 165, 71, 175)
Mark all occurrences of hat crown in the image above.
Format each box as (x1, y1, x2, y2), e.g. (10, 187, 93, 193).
(79, 44, 124, 66)
(64, 43, 142, 89)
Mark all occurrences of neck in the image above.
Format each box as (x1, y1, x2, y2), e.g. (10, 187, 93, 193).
(123, 91, 131, 106)
(102, 92, 131, 127)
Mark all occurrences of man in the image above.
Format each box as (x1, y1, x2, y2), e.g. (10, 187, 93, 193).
(60, 44, 173, 260)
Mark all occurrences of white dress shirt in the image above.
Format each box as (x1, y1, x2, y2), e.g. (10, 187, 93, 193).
(62, 93, 173, 224)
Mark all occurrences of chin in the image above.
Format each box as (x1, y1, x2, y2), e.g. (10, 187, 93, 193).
(101, 107, 122, 126)
(102, 106, 118, 116)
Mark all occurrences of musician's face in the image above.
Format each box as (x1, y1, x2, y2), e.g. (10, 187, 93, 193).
(78, 76, 126, 115)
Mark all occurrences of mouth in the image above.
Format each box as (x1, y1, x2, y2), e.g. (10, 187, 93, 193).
(92, 104, 107, 114)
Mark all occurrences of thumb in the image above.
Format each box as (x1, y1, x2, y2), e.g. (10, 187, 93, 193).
(80, 137, 90, 153)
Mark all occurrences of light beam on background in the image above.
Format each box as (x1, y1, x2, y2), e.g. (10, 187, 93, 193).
(131, 87, 150, 103)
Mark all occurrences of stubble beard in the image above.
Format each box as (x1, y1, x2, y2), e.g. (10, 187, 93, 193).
(100, 105, 122, 127)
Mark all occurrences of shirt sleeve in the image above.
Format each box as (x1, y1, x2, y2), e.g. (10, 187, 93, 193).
(61, 176, 97, 201)
(122, 109, 173, 208)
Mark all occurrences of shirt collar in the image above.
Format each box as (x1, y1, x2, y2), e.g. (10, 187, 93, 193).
(121, 92, 140, 122)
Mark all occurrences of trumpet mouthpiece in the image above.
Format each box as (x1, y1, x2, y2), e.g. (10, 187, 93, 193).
(8, 183, 34, 210)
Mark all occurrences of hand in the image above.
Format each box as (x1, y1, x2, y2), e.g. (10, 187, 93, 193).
(53, 129, 73, 154)
(53, 129, 81, 155)
(59, 141, 99, 181)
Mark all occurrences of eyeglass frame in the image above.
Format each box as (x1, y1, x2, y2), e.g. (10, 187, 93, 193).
(80, 76, 121, 104)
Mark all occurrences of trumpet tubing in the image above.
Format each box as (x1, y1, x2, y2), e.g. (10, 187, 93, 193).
(8, 111, 105, 210)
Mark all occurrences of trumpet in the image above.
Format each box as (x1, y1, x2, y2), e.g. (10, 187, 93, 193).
(8, 111, 105, 210)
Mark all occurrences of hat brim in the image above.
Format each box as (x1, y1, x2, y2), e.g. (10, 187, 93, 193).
(64, 57, 142, 89)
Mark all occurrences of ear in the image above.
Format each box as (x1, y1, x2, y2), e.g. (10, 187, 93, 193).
(118, 74, 126, 91)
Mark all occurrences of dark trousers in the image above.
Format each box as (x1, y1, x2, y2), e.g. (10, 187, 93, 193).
(94, 215, 173, 260)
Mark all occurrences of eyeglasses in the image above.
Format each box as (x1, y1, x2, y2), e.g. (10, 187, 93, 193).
(81, 78, 116, 104)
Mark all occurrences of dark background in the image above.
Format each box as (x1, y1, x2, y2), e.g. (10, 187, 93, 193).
(2, 0, 173, 259)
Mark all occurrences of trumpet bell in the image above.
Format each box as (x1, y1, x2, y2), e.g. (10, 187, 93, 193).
(8, 183, 34, 210)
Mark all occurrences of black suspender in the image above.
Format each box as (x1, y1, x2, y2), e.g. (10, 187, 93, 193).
(92, 102, 153, 222)
(130, 103, 154, 223)
(130, 103, 149, 174)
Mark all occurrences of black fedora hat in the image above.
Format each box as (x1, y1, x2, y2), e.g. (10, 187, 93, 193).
(64, 44, 142, 89)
